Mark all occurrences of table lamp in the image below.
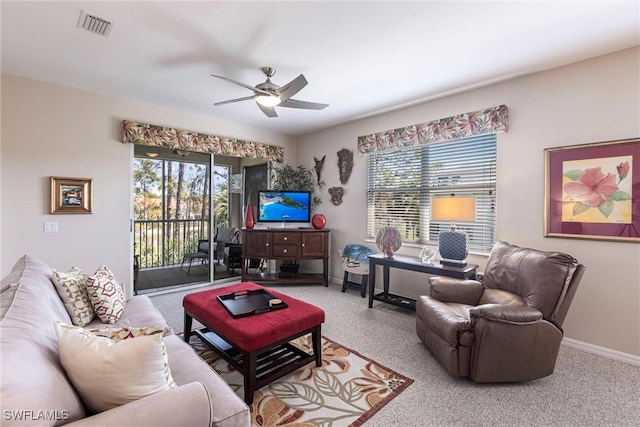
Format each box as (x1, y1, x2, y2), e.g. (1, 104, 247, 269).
(431, 195, 476, 267)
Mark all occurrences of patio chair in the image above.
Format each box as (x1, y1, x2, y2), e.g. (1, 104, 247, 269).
(180, 239, 209, 275)
(223, 244, 242, 274)
(214, 227, 239, 264)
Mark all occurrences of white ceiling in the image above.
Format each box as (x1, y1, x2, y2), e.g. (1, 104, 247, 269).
(2, 1, 638, 136)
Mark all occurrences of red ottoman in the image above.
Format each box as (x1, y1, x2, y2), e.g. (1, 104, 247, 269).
(183, 282, 325, 404)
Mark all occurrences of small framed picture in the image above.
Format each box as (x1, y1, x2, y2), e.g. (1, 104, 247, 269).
(50, 177, 93, 214)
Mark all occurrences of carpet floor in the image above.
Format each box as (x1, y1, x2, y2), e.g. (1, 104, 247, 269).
(189, 335, 413, 427)
(150, 281, 640, 426)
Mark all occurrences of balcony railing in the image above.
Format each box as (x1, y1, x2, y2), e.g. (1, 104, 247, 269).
(134, 219, 209, 269)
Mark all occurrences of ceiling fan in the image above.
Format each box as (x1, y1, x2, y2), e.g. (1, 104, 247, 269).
(211, 67, 329, 118)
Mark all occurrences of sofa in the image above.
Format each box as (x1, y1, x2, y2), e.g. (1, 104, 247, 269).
(0, 255, 250, 427)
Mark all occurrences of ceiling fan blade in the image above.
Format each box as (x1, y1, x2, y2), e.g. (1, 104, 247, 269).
(210, 74, 271, 96)
(214, 95, 256, 106)
(280, 98, 329, 110)
(277, 74, 308, 101)
(257, 103, 278, 118)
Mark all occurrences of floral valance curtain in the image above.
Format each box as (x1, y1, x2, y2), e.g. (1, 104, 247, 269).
(121, 120, 284, 163)
(357, 104, 508, 155)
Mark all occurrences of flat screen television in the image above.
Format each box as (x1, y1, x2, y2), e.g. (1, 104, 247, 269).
(258, 190, 311, 223)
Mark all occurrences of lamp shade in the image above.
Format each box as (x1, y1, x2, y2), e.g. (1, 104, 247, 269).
(431, 197, 476, 222)
(432, 196, 476, 266)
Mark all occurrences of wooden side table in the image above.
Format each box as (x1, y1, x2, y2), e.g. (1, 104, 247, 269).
(367, 253, 478, 310)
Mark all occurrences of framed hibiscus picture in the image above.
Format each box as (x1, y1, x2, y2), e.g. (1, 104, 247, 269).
(544, 137, 639, 242)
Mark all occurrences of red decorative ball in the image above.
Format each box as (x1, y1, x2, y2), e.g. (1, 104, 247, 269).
(311, 214, 326, 230)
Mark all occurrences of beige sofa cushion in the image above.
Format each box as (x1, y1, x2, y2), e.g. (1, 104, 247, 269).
(0, 283, 18, 320)
(83, 294, 173, 336)
(0, 255, 85, 425)
(55, 322, 176, 413)
(1, 255, 29, 319)
(86, 265, 126, 324)
(1, 255, 27, 292)
(164, 335, 250, 427)
(52, 267, 96, 326)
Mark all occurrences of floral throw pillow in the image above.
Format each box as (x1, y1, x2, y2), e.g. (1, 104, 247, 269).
(86, 265, 126, 324)
(52, 267, 95, 326)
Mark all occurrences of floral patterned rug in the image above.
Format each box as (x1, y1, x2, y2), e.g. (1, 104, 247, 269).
(190, 336, 413, 426)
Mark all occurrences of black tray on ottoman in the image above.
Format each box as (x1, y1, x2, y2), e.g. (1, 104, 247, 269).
(217, 288, 287, 318)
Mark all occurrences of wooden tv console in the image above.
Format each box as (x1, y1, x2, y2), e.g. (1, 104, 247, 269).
(241, 228, 330, 286)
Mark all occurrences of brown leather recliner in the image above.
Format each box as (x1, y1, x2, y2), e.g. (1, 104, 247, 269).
(416, 241, 585, 382)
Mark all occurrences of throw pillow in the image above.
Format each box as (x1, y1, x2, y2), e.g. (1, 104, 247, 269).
(54, 322, 176, 413)
(91, 326, 177, 388)
(52, 267, 95, 326)
(86, 265, 126, 324)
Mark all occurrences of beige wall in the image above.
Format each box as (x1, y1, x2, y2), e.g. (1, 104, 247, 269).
(297, 48, 640, 357)
(0, 74, 296, 296)
(1, 48, 638, 358)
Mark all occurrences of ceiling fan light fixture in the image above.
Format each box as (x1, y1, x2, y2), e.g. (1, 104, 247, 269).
(211, 67, 327, 117)
(256, 94, 281, 107)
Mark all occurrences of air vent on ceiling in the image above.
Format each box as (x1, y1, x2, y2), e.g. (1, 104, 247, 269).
(77, 10, 113, 37)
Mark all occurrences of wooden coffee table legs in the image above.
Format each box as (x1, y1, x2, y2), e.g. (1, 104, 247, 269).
(238, 323, 322, 404)
(183, 310, 193, 342)
(312, 327, 322, 367)
(183, 310, 323, 405)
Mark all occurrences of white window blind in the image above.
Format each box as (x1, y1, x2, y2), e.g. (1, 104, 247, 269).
(366, 134, 497, 253)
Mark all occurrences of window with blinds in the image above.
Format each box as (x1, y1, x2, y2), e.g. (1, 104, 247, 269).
(366, 134, 497, 253)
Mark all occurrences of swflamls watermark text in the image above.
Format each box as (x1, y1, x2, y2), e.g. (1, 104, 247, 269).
(4, 410, 70, 421)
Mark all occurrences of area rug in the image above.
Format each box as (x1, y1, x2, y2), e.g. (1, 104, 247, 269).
(189, 335, 413, 426)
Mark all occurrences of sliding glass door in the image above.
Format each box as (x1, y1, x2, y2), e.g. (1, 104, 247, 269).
(132, 146, 263, 292)
(133, 146, 211, 292)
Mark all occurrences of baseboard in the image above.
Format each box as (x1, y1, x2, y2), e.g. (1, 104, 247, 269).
(562, 338, 640, 366)
(330, 275, 640, 367)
